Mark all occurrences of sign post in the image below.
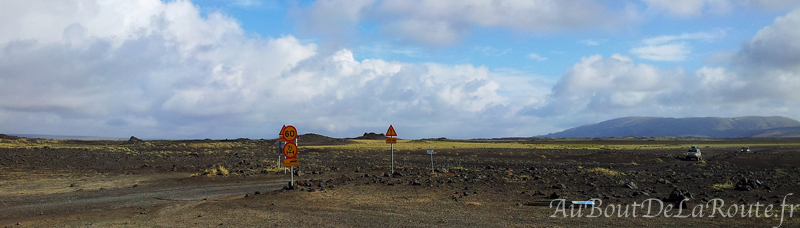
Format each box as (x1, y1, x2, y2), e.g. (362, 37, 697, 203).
(281, 125, 299, 187)
(279, 125, 286, 173)
(427, 147, 434, 173)
(386, 125, 397, 174)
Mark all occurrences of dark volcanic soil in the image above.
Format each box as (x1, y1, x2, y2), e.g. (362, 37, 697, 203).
(2, 138, 800, 227)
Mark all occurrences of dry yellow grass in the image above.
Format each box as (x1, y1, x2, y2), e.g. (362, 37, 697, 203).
(587, 167, 619, 176)
(711, 180, 733, 190)
(302, 138, 800, 151)
(193, 165, 230, 176)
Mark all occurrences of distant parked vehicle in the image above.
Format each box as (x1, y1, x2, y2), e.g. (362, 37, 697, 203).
(686, 146, 702, 161)
(741, 146, 750, 152)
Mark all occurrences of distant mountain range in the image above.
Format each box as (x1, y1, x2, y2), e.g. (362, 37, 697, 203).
(544, 116, 800, 138)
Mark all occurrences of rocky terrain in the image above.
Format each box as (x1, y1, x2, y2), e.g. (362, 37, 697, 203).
(2, 136, 799, 227)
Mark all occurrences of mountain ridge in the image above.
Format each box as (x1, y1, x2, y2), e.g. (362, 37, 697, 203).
(544, 116, 800, 138)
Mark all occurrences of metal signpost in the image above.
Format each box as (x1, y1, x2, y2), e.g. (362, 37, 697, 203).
(281, 125, 299, 187)
(278, 125, 286, 173)
(427, 146, 434, 173)
(385, 125, 397, 174)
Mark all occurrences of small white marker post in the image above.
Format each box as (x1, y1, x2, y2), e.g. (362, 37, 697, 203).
(276, 141, 282, 171)
(427, 147, 434, 173)
(288, 141, 293, 187)
(427, 147, 434, 172)
(291, 137, 297, 186)
(277, 141, 284, 172)
(281, 141, 287, 173)
(391, 143, 394, 174)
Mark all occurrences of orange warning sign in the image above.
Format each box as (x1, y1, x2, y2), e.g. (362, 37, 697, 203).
(279, 125, 286, 142)
(283, 158, 298, 167)
(386, 125, 397, 137)
(385, 137, 397, 144)
(282, 125, 298, 142)
(283, 142, 298, 158)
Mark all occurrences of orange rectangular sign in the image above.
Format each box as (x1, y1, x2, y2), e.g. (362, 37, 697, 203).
(283, 158, 298, 167)
(385, 137, 397, 144)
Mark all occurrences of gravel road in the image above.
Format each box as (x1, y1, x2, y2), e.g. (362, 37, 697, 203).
(0, 181, 286, 221)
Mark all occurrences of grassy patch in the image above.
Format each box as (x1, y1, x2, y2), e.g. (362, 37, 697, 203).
(0, 138, 268, 156)
(775, 168, 787, 177)
(304, 138, 800, 151)
(711, 180, 734, 190)
(261, 167, 286, 173)
(193, 165, 230, 177)
(587, 167, 619, 176)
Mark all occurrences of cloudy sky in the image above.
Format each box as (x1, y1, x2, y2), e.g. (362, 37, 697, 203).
(1, 0, 799, 139)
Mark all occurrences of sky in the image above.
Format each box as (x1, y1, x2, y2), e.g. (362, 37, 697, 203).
(1, 0, 800, 139)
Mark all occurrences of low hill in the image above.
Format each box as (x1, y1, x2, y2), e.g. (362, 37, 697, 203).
(351, 132, 386, 140)
(743, 126, 800, 138)
(0, 134, 23, 140)
(544, 116, 800, 138)
(297, 133, 353, 146)
(6, 134, 124, 140)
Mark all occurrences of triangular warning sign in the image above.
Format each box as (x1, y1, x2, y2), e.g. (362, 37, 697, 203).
(279, 125, 287, 141)
(386, 125, 397, 136)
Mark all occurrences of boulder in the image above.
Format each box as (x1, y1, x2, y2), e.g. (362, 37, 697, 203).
(550, 192, 563, 199)
(625, 181, 638, 190)
(667, 188, 694, 208)
(735, 178, 762, 191)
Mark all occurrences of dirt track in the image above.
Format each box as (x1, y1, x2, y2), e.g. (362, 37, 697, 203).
(1, 177, 286, 221)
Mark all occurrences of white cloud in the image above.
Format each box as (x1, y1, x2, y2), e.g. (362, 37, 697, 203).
(383, 19, 466, 46)
(738, 9, 800, 69)
(530, 8, 800, 126)
(355, 43, 425, 59)
(644, 0, 800, 17)
(377, 0, 632, 31)
(548, 54, 679, 103)
(527, 53, 548, 61)
(751, 0, 800, 10)
(290, 0, 374, 42)
(292, 0, 638, 46)
(474, 46, 511, 56)
(630, 30, 724, 61)
(0, 0, 554, 139)
(524, 54, 687, 127)
(629, 43, 691, 61)
(578, 39, 606, 46)
(643, 0, 729, 17)
(732, 9, 800, 102)
(2, 0, 800, 139)
(641, 30, 726, 45)
(231, 0, 262, 6)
